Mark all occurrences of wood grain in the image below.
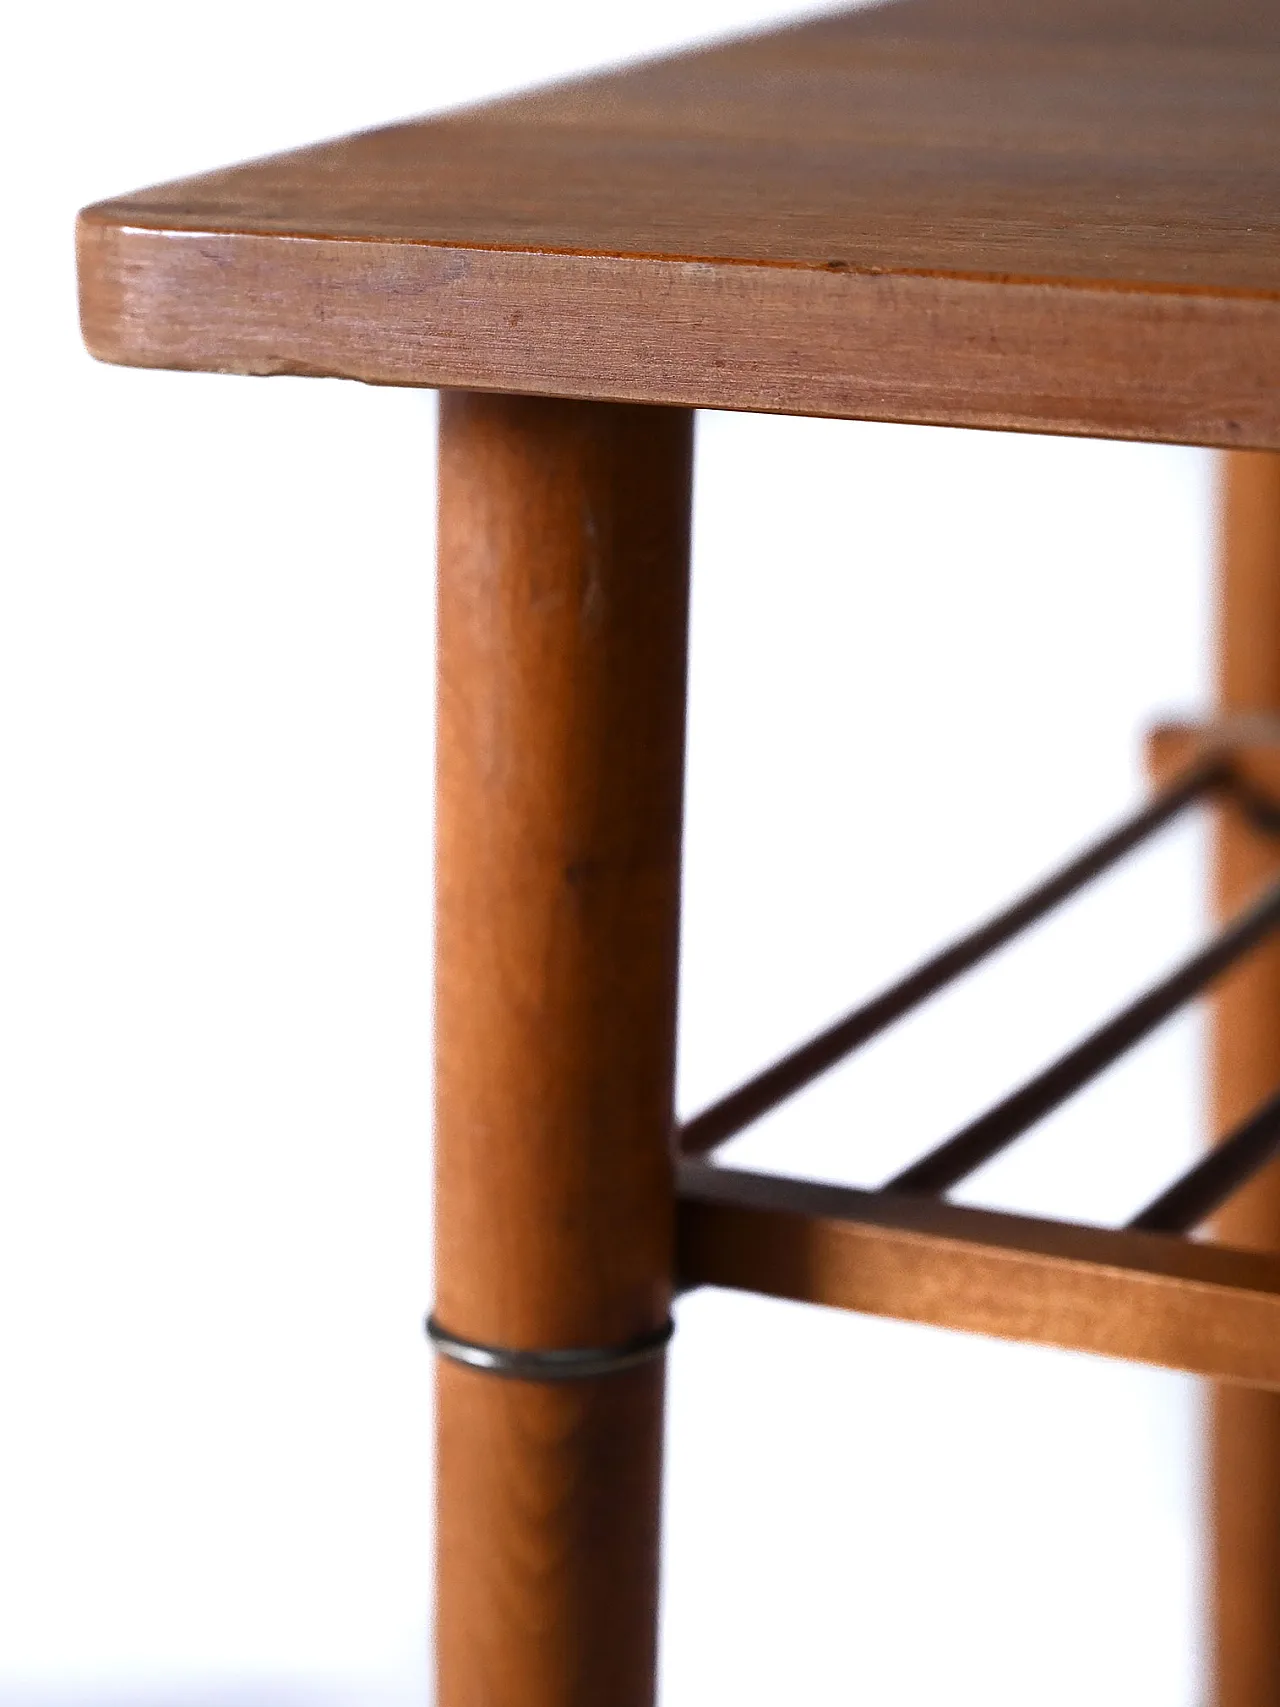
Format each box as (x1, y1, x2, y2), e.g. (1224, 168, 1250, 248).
(436, 1357, 665, 1707)
(433, 392, 691, 1707)
(678, 1162, 1280, 1389)
(1210, 451, 1280, 1707)
(76, 0, 1280, 446)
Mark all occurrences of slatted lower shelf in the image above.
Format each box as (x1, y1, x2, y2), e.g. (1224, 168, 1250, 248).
(676, 726, 1280, 1390)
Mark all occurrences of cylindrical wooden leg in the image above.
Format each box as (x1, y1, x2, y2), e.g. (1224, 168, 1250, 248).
(432, 392, 693, 1707)
(1212, 450, 1280, 1707)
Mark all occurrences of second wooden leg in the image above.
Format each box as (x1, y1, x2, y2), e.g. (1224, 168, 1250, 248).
(1213, 450, 1280, 1707)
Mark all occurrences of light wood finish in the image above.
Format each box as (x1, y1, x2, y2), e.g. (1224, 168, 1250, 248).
(1211, 452, 1280, 1707)
(77, 0, 1280, 447)
(677, 1163, 1280, 1390)
(434, 392, 692, 1707)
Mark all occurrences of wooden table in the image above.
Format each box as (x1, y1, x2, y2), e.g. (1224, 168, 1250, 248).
(78, 1, 1280, 1702)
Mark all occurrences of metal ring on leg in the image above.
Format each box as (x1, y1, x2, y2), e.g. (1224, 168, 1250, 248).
(426, 1315, 674, 1381)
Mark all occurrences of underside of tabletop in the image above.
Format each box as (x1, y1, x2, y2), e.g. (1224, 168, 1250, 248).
(78, 0, 1280, 446)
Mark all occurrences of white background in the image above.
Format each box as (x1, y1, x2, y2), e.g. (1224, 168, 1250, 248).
(2, 3, 1220, 1703)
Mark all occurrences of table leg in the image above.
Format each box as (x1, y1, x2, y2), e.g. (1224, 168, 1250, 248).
(1213, 450, 1280, 1707)
(431, 391, 693, 1707)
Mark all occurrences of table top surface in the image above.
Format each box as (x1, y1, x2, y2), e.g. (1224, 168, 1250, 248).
(78, 0, 1280, 448)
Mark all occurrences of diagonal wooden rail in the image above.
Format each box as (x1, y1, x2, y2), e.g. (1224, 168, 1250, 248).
(1129, 1087, 1280, 1235)
(886, 871, 1280, 1196)
(680, 759, 1226, 1157)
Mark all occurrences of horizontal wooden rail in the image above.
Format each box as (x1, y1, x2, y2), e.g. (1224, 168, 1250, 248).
(677, 1162, 1280, 1389)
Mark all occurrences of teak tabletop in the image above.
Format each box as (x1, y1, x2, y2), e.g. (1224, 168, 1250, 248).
(75, 3, 1280, 1704)
(79, 0, 1280, 448)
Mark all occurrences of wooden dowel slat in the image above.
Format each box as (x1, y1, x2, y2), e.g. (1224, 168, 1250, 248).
(679, 760, 1223, 1156)
(677, 1162, 1280, 1390)
(1129, 1087, 1280, 1235)
(885, 871, 1280, 1198)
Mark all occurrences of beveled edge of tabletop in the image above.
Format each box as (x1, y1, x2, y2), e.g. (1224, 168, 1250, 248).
(77, 207, 1280, 450)
(76, 0, 1280, 449)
